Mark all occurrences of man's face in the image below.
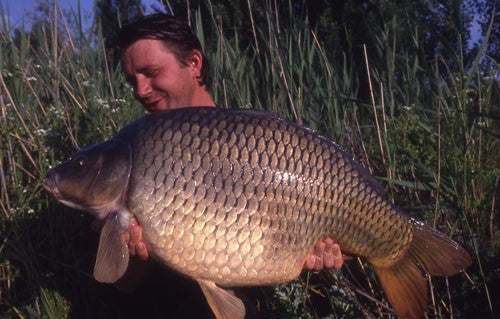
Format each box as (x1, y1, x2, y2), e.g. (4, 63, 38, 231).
(121, 39, 200, 112)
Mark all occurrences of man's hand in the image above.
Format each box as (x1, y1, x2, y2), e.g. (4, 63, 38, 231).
(123, 217, 149, 260)
(303, 238, 344, 271)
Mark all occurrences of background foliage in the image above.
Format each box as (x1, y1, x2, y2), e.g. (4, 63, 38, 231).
(1, 0, 498, 318)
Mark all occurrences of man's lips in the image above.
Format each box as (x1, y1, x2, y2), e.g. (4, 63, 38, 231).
(144, 99, 164, 111)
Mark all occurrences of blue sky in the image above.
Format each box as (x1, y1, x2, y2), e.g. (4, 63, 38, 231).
(2, 0, 484, 48)
(2, 0, 160, 30)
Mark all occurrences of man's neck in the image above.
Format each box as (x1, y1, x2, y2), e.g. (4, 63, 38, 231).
(192, 87, 216, 107)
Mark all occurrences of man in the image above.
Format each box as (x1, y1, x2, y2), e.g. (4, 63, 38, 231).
(116, 13, 344, 277)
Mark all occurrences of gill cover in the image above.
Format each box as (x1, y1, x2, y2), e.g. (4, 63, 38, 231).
(52, 138, 131, 212)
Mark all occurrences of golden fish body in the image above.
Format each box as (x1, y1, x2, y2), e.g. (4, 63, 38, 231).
(127, 108, 411, 285)
(44, 107, 470, 319)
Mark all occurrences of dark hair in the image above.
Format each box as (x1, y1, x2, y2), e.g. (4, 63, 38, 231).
(116, 14, 211, 88)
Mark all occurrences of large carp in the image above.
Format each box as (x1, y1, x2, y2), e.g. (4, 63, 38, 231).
(44, 107, 471, 318)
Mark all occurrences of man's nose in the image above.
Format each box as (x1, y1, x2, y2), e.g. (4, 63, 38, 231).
(134, 76, 152, 99)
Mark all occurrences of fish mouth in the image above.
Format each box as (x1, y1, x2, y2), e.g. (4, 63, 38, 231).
(43, 173, 86, 212)
(43, 170, 61, 199)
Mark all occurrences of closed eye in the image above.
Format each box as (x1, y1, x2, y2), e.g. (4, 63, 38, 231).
(143, 68, 159, 78)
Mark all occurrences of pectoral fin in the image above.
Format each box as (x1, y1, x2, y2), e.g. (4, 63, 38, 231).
(94, 211, 130, 283)
(197, 279, 245, 319)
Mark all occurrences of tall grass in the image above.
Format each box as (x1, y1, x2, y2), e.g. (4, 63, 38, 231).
(1, 1, 498, 318)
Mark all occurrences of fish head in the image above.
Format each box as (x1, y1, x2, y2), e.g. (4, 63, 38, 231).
(44, 139, 131, 219)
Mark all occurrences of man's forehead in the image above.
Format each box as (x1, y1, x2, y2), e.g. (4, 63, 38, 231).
(121, 40, 169, 64)
(123, 38, 171, 53)
(122, 39, 189, 72)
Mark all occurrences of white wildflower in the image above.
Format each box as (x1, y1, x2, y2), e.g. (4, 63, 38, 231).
(82, 81, 91, 87)
(48, 105, 66, 121)
(35, 128, 49, 136)
(27, 209, 35, 214)
(95, 98, 110, 109)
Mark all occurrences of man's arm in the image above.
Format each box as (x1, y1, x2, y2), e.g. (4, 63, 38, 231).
(124, 218, 344, 270)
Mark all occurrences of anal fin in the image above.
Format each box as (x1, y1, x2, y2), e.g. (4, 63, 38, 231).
(197, 279, 245, 319)
(94, 211, 130, 283)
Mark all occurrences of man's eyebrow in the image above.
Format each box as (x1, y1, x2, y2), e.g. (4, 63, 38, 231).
(136, 65, 161, 74)
(123, 65, 160, 81)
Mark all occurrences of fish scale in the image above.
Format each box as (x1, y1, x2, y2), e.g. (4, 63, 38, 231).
(126, 108, 411, 285)
(44, 107, 471, 319)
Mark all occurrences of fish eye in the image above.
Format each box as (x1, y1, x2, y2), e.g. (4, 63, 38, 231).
(73, 156, 85, 167)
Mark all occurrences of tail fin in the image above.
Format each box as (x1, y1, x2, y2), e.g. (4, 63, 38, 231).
(372, 222, 471, 318)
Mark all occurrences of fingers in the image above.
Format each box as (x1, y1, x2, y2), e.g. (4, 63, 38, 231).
(124, 218, 149, 260)
(322, 238, 343, 269)
(323, 238, 335, 268)
(95, 216, 150, 261)
(331, 243, 343, 269)
(304, 255, 316, 270)
(303, 238, 344, 271)
(128, 223, 141, 256)
(313, 241, 325, 271)
(135, 241, 149, 260)
(303, 241, 326, 271)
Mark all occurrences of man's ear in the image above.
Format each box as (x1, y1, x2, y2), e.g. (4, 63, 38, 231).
(187, 49, 203, 82)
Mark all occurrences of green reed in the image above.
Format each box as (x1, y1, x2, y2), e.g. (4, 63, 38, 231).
(0, 0, 497, 318)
